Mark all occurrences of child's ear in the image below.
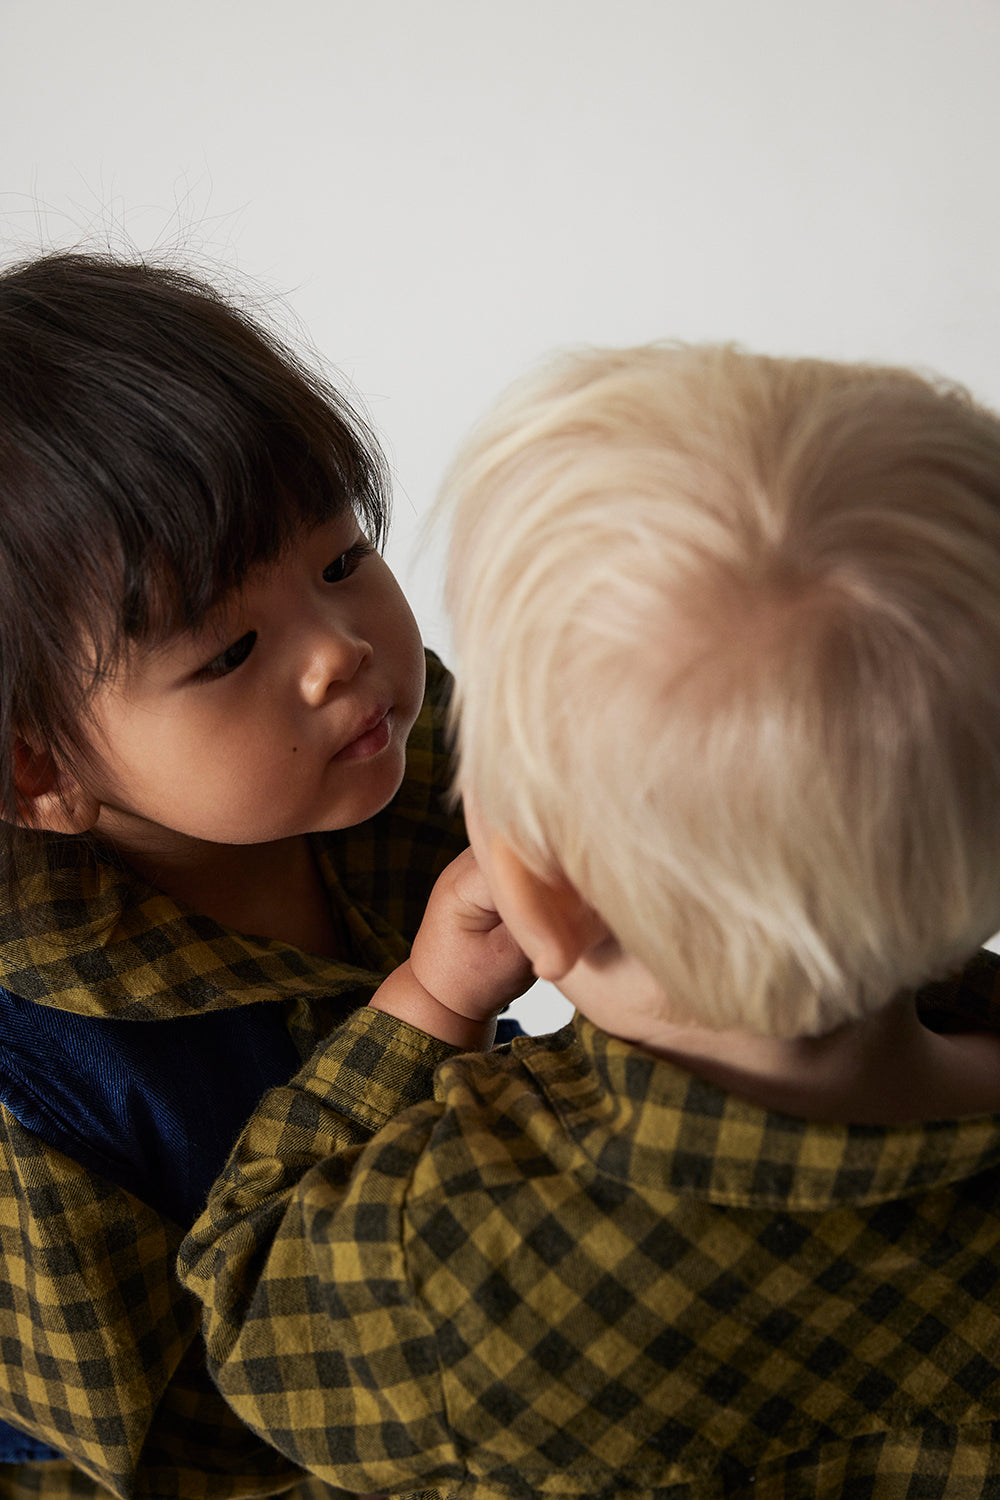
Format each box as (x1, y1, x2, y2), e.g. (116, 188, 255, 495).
(12, 741, 101, 835)
(487, 839, 610, 983)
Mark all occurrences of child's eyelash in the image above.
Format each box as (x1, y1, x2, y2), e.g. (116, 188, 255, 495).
(196, 631, 257, 680)
(323, 540, 375, 584)
(191, 539, 373, 681)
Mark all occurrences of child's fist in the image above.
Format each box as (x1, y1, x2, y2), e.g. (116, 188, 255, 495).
(409, 848, 535, 1021)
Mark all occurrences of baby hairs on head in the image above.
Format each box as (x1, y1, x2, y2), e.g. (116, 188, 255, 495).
(0, 250, 391, 852)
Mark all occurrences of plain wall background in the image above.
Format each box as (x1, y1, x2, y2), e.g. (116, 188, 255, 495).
(4, 0, 1000, 1030)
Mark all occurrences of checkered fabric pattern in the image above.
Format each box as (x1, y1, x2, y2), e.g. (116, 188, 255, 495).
(183, 974, 1000, 1500)
(0, 652, 467, 1500)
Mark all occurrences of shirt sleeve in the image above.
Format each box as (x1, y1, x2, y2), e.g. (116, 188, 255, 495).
(180, 1007, 465, 1498)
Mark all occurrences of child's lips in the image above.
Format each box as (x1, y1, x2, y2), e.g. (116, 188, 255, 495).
(331, 707, 392, 763)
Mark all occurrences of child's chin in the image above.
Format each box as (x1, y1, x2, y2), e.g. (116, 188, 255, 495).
(324, 753, 410, 832)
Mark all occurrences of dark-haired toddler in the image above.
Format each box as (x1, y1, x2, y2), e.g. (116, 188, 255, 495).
(0, 252, 467, 1500)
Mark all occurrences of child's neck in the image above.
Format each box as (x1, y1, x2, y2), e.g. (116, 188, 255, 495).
(105, 831, 342, 959)
(563, 953, 1000, 1124)
(646, 993, 1000, 1124)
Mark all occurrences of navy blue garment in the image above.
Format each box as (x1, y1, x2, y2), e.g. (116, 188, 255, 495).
(0, 987, 303, 1224)
(0, 986, 305, 1463)
(494, 1015, 527, 1044)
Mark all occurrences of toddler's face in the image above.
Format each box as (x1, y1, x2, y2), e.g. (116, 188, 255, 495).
(77, 514, 425, 859)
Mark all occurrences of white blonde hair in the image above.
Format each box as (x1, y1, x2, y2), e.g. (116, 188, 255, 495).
(440, 343, 1000, 1037)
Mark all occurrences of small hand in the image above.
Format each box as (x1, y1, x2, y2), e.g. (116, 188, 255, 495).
(410, 847, 534, 1021)
(369, 848, 534, 1048)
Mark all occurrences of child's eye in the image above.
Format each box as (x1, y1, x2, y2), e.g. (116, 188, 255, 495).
(323, 540, 374, 585)
(197, 631, 257, 680)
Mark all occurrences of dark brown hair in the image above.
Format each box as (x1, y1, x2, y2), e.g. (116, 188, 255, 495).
(0, 251, 391, 855)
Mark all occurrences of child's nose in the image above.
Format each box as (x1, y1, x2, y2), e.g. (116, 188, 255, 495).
(298, 625, 372, 706)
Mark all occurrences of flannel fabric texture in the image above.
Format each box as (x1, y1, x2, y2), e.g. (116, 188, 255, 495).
(183, 955, 1000, 1500)
(0, 652, 467, 1500)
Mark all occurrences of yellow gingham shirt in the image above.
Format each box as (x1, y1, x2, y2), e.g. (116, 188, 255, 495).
(0, 651, 466, 1500)
(182, 957, 1000, 1500)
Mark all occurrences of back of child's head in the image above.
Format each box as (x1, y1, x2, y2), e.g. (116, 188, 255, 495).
(441, 343, 1000, 1037)
(0, 251, 389, 862)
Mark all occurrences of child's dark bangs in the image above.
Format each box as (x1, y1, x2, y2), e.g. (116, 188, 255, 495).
(0, 253, 391, 647)
(121, 333, 389, 639)
(118, 458, 368, 643)
(114, 366, 391, 644)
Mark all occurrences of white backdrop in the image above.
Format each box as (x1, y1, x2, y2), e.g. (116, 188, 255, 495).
(4, 0, 1000, 1030)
